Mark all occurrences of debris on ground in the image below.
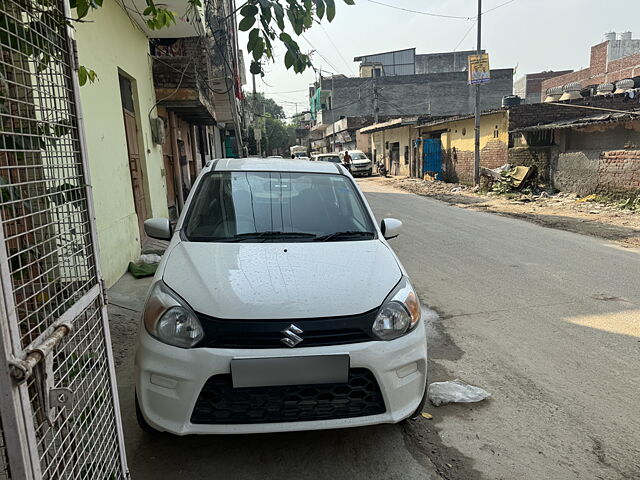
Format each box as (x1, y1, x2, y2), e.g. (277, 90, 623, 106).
(427, 379, 492, 407)
(127, 262, 158, 278)
(140, 253, 162, 264)
(421, 412, 433, 420)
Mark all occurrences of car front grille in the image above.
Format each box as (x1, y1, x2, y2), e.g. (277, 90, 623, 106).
(196, 309, 378, 349)
(190, 368, 386, 425)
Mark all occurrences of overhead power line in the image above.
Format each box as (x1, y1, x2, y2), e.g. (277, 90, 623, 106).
(318, 22, 355, 75)
(301, 34, 341, 74)
(483, 0, 517, 14)
(366, 0, 517, 20)
(365, 0, 472, 19)
(453, 20, 477, 51)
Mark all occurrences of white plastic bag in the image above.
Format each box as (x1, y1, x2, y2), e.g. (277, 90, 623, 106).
(140, 254, 162, 264)
(427, 379, 491, 407)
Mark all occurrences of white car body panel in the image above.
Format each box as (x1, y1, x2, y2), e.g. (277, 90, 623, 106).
(163, 241, 402, 319)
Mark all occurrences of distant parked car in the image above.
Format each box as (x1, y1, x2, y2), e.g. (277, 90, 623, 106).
(292, 152, 310, 161)
(340, 150, 373, 177)
(313, 153, 341, 163)
(268, 155, 284, 159)
(136, 157, 427, 435)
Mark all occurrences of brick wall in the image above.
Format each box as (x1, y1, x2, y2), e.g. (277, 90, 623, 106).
(589, 41, 609, 76)
(598, 150, 640, 194)
(445, 140, 508, 184)
(540, 44, 640, 97)
(540, 68, 591, 93)
(509, 147, 552, 182)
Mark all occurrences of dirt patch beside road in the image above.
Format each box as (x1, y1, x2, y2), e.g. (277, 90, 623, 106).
(361, 176, 640, 249)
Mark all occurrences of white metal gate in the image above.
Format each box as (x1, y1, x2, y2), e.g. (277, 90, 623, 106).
(0, 0, 128, 478)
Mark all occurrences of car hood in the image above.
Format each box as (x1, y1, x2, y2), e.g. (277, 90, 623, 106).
(162, 240, 402, 319)
(352, 159, 371, 165)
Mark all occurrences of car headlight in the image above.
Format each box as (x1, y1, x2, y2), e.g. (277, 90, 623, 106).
(372, 277, 421, 341)
(143, 281, 204, 348)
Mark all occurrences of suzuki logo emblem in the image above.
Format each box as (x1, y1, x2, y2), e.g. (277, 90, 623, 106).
(281, 324, 303, 347)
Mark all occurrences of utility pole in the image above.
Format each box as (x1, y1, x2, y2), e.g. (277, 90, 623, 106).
(473, 0, 482, 186)
(373, 78, 379, 124)
(251, 74, 262, 157)
(329, 74, 336, 152)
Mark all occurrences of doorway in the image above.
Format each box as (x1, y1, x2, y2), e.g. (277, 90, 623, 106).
(390, 142, 400, 176)
(119, 74, 148, 238)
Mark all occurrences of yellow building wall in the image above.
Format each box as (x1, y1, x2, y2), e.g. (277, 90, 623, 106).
(370, 126, 416, 177)
(76, 2, 168, 286)
(438, 112, 509, 153)
(420, 111, 509, 184)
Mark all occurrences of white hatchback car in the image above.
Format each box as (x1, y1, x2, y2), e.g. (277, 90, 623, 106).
(135, 158, 427, 435)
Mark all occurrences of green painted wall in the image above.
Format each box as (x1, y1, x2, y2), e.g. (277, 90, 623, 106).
(76, 2, 169, 286)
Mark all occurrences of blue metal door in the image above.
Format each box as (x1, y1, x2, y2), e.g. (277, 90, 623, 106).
(423, 138, 442, 179)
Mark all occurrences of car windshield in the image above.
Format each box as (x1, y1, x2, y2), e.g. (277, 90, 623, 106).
(318, 155, 341, 163)
(351, 153, 368, 160)
(183, 171, 376, 242)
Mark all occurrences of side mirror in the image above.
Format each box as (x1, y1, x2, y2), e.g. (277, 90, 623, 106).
(381, 218, 402, 239)
(144, 218, 172, 240)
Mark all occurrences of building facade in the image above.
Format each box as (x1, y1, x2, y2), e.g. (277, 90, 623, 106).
(76, 1, 171, 286)
(76, 0, 245, 286)
(513, 70, 574, 104)
(309, 69, 513, 132)
(541, 32, 640, 99)
(354, 48, 484, 77)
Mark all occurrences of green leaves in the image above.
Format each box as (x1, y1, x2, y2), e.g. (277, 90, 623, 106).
(78, 66, 98, 86)
(243, 0, 355, 76)
(239, 15, 256, 31)
(72, 0, 103, 19)
(325, 0, 336, 21)
(141, 0, 177, 30)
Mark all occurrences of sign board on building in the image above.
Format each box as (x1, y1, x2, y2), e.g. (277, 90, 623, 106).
(468, 53, 491, 85)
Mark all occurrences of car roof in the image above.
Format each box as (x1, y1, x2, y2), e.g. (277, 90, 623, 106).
(207, 157, 342, 174)
(314, 153, 339, 157)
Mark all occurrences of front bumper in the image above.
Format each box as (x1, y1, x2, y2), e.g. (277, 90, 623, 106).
(351, 163, 372, 174)
(135, 321, 427, 435)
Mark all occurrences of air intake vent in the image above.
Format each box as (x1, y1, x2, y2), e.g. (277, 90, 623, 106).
(544, 86, 563, 103)
(559, 82, 582, 101)
(596, 83, 615, 95)
(614, 78, 635, 94)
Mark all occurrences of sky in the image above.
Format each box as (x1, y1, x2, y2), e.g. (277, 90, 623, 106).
(238, 0, 640, 119)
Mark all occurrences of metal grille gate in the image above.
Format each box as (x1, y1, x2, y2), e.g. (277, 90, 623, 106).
(0, 0, 128, 478)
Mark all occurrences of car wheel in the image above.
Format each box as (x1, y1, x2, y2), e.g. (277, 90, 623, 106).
(135, 392, 162, 435)
(367, 169, 372, 177)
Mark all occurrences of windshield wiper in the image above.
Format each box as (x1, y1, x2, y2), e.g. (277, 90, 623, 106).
(228, 231, 317, 242)
(314, 231, 375, 242)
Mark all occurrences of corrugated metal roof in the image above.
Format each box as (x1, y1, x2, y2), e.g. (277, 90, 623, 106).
(511, 111, 640, 132)
(359, 117, 419, 134)
(415, 109, 505, 129)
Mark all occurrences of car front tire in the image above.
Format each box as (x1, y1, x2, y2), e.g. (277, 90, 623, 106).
(367, 169, 372, 177)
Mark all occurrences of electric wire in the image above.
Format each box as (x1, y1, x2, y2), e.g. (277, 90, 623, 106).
(301, 34, 341, 74)
(453, 20, 477, 52)
(365, 0, 473, 20)
(317, 22, 355, 75)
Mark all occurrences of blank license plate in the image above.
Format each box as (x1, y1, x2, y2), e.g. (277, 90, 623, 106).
(231, 355, 349, 388)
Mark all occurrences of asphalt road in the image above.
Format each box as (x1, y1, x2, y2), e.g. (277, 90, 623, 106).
(110, 178, 640, 480)
(360, 178, 640, 480)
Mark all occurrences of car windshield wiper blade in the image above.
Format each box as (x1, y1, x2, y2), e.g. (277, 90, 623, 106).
(314, 231, 375, 242)
(228, 231, 317, 242)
